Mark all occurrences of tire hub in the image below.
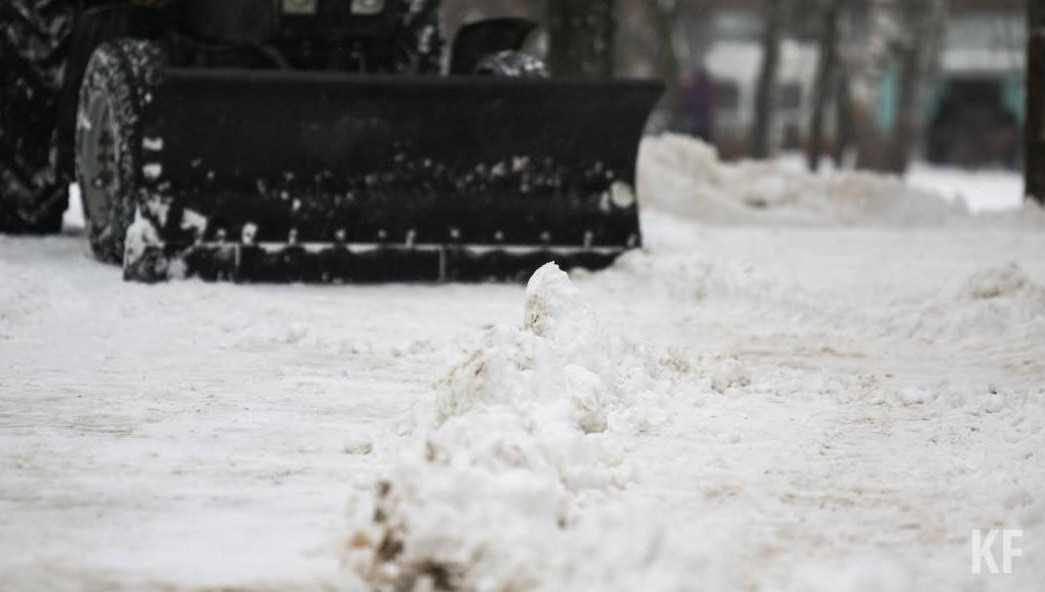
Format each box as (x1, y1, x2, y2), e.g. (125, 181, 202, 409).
(78, 90, 119, 231)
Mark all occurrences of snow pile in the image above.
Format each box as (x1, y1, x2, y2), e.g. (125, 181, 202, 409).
(638, 134, 969, 226)
(0, 260, 78, 332)
(595, 248, 857, 341)
(608, 250, 818, 310)
(346, 263, 700, 591)
(962, 262, 1045, 302)
(900, 263, 1045, 344)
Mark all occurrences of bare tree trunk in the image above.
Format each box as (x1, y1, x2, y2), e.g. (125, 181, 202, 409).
(848, 0, 893, 171)
(833, 69, 854, 167)
(649, 0, 682, 129)
(807, 0, 839, 172)
(548, 0, 617, 78)
(1028, 0, 1045, 204)
(885, 1, 922, 174)
(750, 0, 784, 159)
(885, 0, 946, 174)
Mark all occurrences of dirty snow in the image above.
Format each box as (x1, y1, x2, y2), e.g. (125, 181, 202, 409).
(2, 135, 1044, 591)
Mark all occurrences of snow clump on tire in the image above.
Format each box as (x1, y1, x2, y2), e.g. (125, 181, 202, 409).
(346, 263, 702, 591)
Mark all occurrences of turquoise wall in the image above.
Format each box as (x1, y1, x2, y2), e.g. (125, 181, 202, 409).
(1002, 75, 1026, 124)
(877, 63, 898, 134)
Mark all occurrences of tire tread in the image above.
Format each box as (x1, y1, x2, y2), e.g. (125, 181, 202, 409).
(0, 0, 73, 234)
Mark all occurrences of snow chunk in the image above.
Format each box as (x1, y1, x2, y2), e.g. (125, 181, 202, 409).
(142, 136, 164, 151)
(962, 262, 1041, 301)
(343, 437, 374, 456)
(898, 386, 931, 406)
(985, 393, 1006, 414)
(142, 163, 163, 181)
(123, 210, 162, 268)
(524, 262, 592, 339)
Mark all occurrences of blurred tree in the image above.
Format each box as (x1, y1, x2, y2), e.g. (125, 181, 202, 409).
(833, 69, 855, 167)
(845, 0, 893, 170)
(838, 0, 946, 172)
(1029, 0, 1045, 204)
(885, 0, 947, 174)
(613, 0, 718, 136)
(807, 0, 840, 171)
(750, 0, 784, 158)
(648, 0, 682, 124)
(548, 0, 616, 77)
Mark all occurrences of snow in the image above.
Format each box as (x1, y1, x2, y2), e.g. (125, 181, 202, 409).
(772, 150, 1027, 214)
(346, 263, 693, 590)
(906, 164, 1027, 213)
(644, 135, 1040, 225)
(2, 135, 1044, 591)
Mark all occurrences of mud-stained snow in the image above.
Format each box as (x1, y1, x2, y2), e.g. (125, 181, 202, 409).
(2, 135, 1044, 591)
(347, 263, 698, 591)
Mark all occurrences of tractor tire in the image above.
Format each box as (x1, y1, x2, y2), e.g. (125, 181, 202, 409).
(75, 39, 163, 264)
(475, 51, 549, 78)
(0, 0, 76, 234)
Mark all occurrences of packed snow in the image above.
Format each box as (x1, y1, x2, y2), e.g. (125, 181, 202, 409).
(1, 135, 1043, 591)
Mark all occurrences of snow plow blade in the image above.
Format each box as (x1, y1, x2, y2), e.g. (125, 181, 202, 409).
(129, 69, 663, 283)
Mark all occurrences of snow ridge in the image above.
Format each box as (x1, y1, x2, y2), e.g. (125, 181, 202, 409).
(638, 134, 970, 226)
(899, 263, 1045, 344)
(347, 263, 694, 591)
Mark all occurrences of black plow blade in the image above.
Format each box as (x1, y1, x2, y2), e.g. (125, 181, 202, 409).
(128, 70, 664, 283)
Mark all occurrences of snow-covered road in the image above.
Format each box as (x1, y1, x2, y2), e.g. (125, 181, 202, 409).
(2, 137, 1043, 591)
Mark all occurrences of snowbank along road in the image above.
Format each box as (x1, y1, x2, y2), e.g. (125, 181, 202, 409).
(1, 135, 1044, 591)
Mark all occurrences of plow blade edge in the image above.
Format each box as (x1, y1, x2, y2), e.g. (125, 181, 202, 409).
(129, 70, 663, 283)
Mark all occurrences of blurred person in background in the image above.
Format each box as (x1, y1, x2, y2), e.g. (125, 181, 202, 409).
(677, 66, 715, 142)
